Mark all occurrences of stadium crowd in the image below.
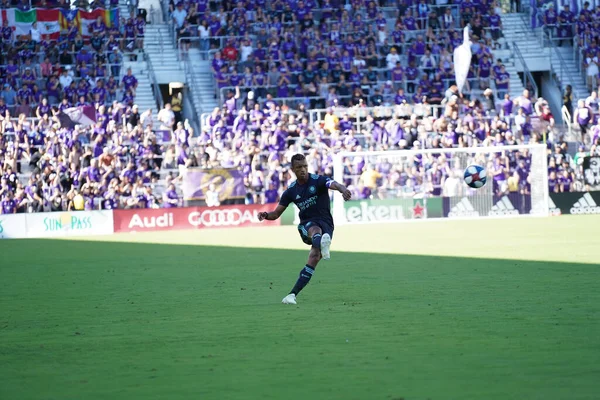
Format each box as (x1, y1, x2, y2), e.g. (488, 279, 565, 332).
(1, 0, 600, 215)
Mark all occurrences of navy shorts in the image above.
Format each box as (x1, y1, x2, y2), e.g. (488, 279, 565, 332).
(297, 220, 334, 246)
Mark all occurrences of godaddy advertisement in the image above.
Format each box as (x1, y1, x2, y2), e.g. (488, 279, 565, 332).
(25, 211, 114, 238)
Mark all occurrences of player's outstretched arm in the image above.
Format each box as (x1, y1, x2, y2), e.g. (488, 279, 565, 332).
(258, 204, 287, 221)
(329, 181, 352, 201)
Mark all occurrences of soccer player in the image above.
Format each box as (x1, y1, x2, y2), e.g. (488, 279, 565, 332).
(258, 154, 352, 305)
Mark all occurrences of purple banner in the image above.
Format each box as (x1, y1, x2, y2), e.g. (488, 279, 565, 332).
(182, 168, 247, 201)
(155, 130, 172, 144)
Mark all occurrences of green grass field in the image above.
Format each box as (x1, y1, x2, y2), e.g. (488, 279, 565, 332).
(1, 216, 599, 400)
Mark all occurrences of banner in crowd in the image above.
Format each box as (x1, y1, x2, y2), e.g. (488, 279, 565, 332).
(1, 9, 60, 38)
(79, 8, 119, 35)
(0, 214, 29, 239)
(181, 168, 246, 201)
(57, 105, 97, 129)
(549, 191, 600, 215)
(113, 204, 279, 233)
(583, 156, 600, 188)
(1, 8, 118, 38)
(25, 210, 114, 238)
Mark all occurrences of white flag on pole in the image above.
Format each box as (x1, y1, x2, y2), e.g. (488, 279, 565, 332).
(453, 26, 472, 95)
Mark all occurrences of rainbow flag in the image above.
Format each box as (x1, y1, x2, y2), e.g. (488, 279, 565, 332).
(107, 8, 119, 27)
(79, 8, 119, 36)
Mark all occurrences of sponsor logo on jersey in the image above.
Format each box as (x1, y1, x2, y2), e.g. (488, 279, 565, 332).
(448, 197, 479, 217)
(488, 196, 519, 216)
(570, 192, 600, 214)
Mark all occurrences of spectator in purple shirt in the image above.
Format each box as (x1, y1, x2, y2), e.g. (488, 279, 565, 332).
(162, 183, 179, 207)
(1, 191, 17, 214)
(121, 68, 138, 96)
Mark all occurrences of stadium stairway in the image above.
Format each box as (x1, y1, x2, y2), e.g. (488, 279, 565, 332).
(144, 24, 186, 84)
(185, 49, 219, 126)
(497, 13, 546, 97)
(118, 0, 133, 20)
(501, 13, 587, 99)
(111, 0, 161, 125)
(119, 60, 161, 125)
(549, 46, 588, 102)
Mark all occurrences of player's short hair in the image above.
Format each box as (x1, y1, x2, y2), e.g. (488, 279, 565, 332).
(291, 153, 306, 167)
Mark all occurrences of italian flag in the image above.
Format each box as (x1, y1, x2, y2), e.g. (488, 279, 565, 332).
(1, 9, 36, 36)
(0, 9, 60, 39)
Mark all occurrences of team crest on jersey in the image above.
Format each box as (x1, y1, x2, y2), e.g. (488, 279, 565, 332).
(309, 186, 316, 193)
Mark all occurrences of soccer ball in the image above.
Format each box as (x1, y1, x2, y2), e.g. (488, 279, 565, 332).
(463, 165, 487, 189)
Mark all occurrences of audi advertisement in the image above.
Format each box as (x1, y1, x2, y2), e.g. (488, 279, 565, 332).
(113, 204, 281, 233)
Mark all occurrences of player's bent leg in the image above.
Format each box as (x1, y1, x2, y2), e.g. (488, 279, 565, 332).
(307, 225, 323, 255)
(309, 223, 333, 261)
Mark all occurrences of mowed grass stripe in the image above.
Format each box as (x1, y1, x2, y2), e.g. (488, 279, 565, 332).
(69, 215, 600, 264)
(1, 233, 599, 400)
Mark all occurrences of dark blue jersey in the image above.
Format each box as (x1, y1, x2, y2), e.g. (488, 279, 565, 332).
(279, 174, 334, 226)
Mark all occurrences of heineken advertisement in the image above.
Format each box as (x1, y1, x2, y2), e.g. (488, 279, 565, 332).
(279, 191, 600, 225)
(280, 198, 443, 225)
(343, 198, 443, 222)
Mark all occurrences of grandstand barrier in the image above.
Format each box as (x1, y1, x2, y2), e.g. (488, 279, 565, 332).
(2, 193, 599, 239)
(112, 204, 279, 233)
(548, 191, 600, 216)
(0, 214, 28, 239)
(0, 210, 113, 239)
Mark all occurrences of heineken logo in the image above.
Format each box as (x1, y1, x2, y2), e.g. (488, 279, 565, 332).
(345, 201, 404, 222)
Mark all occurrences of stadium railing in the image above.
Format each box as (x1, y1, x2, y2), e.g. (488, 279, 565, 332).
(511, 41, 539, 99)
(217, 78, 497, 108)
(181, 51, 202, 132)
(145, 51, 164, 112)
